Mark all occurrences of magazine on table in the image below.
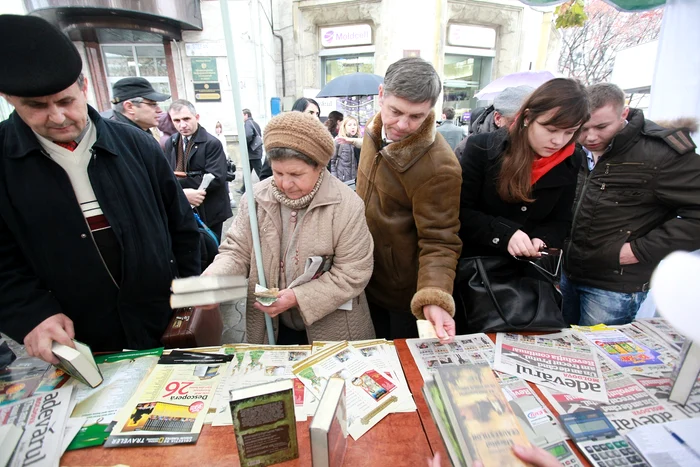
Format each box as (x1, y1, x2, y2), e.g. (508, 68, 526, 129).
(539, 358, 689, 434)
(212, 345, 313, 425)
(574, 324, 674, 377)
(347, 339, 416, 412)
(406, 333, 496, 382)
(292, 341, 411, 440)
(493, 331, 609, 403)
(104, 352, 230, 447)
(65, 348, 162, 450)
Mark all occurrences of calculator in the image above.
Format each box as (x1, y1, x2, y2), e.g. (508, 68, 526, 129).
(559, 410, 649, 467)
(543, 440, 583, 467)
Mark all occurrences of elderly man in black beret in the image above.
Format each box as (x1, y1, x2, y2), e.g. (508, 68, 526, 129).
(0, 15, 201, 363)
(104, 77, 170, 134)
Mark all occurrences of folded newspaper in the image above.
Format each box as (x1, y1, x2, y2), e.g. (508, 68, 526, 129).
(493, 331, 609, 403)
(0, 386, 74, 467)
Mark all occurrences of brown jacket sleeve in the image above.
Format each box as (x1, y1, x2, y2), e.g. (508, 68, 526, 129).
(409, 170, 463, 319)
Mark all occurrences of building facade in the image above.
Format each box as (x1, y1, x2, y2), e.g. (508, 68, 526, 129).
(3, 0, 560, 157)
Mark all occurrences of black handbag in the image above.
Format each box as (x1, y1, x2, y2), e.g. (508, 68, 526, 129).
(225, 158, 236, 182)
(455, 253, 566, 333)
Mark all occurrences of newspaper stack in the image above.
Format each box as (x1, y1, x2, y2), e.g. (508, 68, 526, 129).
(0, 386, 75, 467)
(406, 334, 568, 450)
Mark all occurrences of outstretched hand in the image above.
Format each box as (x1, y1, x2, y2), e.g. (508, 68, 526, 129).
(24, 314, 75, 364)
(423, 305, 455, 343)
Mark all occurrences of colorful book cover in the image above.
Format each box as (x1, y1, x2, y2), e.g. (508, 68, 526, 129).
(436, 365, 529, 466)
(229, 380, 299, 467)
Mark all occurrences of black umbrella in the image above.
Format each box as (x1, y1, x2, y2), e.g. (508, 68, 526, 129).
(316, 73, 383, 98)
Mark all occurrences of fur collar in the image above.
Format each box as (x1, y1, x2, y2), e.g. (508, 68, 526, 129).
(366, 110, 437, 173)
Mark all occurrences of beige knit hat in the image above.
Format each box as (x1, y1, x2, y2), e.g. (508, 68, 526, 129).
(263, 111, 335, 167)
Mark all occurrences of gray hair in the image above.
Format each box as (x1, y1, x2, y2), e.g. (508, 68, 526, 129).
(383, 57, 442, 106)
(113, 96, 148, 114)
(169, 99, 197, 115)
(266, 147, 318, 168)
(587, 83, 625, 112)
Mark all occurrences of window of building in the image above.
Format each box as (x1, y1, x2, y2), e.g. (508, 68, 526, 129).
(443, 54, 493, 126)
(322, 54, 374, 86)
(101, 44, 171, 106)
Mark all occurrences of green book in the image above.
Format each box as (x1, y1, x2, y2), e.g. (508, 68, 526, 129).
(229, 379, 299, 467)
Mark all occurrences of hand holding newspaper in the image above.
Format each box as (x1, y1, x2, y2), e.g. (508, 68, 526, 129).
(197, 173, 215, 191)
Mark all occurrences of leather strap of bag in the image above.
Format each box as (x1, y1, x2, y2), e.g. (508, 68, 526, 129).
(476, 258, 540, 330)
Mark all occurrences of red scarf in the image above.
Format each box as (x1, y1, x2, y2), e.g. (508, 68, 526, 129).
(531, 143, 575, 185)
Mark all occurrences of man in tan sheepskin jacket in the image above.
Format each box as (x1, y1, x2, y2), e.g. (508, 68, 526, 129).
(356, 57, 462, 342)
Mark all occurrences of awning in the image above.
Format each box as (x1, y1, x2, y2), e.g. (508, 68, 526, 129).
(519, 0, 664, 12)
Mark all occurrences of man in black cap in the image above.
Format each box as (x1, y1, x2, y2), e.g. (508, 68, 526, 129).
(0, 15, 201, 364)
(105, 77, 169, 134)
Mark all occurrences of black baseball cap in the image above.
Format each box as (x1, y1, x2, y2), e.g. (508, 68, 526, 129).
(111, 77, 170, 104)
(0, 15, 83, 97)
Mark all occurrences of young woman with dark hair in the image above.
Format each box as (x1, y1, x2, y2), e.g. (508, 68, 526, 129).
(454, 78, 589, 333)
(458, 78, 590, 258)
(324, 110, 344, 137)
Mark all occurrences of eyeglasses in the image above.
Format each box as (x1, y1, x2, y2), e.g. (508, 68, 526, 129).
(129, 98, 160, 108)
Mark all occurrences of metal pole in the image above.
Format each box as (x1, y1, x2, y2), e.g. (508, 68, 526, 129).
(220, 0, 275, 345)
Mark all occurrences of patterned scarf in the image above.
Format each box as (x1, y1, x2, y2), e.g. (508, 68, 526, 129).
(270, 170, 324, 210)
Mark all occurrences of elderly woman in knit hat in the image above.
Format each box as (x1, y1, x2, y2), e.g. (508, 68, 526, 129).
(204, 112, 375, 344)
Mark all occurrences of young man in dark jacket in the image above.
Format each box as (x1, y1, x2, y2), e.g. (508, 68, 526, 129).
(562, 83, 700, 326)
(0, 15, 201, 363)
(165, 99, 233, 241)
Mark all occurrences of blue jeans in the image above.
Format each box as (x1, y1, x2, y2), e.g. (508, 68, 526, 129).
(560, 272, 648, 326)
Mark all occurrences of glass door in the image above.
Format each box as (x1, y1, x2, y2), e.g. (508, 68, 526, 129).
(102, 44, 171, 106)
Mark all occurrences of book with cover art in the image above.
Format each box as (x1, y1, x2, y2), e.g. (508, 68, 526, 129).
(310, 377, 347, 467)
(51, 340, 103, 388)
(422, 380, 468, 467)
(229, 379, 299, 467)
(435, 365, 530, 466)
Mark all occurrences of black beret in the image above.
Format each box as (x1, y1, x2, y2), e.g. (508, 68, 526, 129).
(0, 15, 82, 97)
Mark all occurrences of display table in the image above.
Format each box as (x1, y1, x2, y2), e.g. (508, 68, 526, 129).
(393, 337, 592, 467)
(60, 404, 432, 466)
(61, 336, 590, 466)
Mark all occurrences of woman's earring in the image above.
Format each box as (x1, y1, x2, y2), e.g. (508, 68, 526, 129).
(523, 122, 528, 127)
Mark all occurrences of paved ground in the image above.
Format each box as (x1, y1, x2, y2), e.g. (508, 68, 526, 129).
(220, 170, 259, 344)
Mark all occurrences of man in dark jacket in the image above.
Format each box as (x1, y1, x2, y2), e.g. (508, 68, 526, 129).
(0, 15, 201, 363)
(562, 83, 700, 326)
(102, 77, 169, 134)
(165, 99, 232, 240)
(237, 108, 263, 194)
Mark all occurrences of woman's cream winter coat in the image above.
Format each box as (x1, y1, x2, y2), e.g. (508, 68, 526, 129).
(205, 171, 375, 343)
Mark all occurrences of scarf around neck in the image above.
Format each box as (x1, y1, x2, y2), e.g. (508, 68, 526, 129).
(531, 143, 575, 185)
(270, 170, 324, 210)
